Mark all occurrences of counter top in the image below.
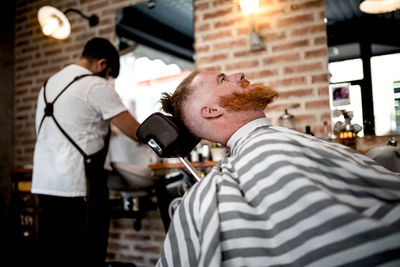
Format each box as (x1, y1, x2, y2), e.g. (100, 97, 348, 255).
(148, 161, 217, 170)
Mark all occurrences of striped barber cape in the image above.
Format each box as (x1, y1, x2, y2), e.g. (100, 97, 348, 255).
(156, 118, 400, 267)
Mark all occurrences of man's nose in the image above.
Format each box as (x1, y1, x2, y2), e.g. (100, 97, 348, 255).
(230, 72, 245, 83)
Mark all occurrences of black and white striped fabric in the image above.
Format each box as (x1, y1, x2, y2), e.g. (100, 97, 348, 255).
(156, 118, 400, 267)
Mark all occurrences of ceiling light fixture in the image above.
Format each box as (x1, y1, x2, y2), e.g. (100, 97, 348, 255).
(239, 0, 265, 51)
(359, 0, 400, 14)
(38, 6, 99, 40)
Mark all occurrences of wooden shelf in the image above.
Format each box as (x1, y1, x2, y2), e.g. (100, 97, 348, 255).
(148, 161, 217, 170)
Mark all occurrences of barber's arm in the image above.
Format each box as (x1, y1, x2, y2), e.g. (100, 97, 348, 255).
(110, 111, 141, 143)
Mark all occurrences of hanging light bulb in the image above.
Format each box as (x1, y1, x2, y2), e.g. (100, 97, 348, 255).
(360, 0, 400, 14)
(238, 0, 265, 51)
(38, 6, 71, 40)
(42, 16, 61, 36)
(239, 0, 259, 15)
(38, 5, 99, 40)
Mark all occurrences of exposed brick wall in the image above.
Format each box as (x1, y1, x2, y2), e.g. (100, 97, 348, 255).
(194, 0, 330, 135)
(108, 209, 166, 266)
(14, 0, 329, 265)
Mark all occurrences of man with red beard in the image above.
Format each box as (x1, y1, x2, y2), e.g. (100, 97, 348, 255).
(156, 71, 400, 267)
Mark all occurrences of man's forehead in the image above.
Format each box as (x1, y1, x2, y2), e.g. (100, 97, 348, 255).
(193, 71, 219, 85)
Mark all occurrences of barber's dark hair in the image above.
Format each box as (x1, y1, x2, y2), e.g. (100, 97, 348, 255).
(161, 71, 199, 121)
(81, 37, 120, 78)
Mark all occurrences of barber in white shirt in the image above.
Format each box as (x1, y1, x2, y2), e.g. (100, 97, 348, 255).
(32, 38, 140, 266)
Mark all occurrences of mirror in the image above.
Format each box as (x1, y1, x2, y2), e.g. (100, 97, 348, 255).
(114, 0, 194, 123)
(324, 0, 400, 136)
(105, 0, 195, 168)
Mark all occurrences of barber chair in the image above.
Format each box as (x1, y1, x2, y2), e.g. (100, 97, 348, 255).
(366, 137, 400, 173)
(136, 112, 202, 181)
(136, 112, 201, 231)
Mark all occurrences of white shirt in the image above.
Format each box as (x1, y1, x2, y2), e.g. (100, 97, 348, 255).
(32, 64, 126, 197)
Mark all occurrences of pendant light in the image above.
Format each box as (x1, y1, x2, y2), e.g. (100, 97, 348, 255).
(360, 0, 400, 14)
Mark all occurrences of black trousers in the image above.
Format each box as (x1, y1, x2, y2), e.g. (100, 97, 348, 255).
(37, 193, 110, 267)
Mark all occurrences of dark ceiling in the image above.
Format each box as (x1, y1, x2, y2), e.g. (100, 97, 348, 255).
(325, 0, 400, 61)
(116, 0, 400, 62)
(116, 0, 194, 62)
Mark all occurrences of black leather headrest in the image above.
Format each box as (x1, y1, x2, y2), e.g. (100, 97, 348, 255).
(136, 112, 200, 158)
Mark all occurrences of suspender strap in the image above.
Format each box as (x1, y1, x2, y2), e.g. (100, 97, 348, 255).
(37, 74, 98, 161)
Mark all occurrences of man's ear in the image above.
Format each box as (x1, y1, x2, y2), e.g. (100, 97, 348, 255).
(200, 106, 223, 118)
(96, 58, 107, 72)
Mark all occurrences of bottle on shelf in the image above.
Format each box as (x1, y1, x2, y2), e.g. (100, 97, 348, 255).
(305, 125, 314, 136)
(323, 120, 331, 139)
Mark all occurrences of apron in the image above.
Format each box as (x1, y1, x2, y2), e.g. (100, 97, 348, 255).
(37, 74, 111, 264)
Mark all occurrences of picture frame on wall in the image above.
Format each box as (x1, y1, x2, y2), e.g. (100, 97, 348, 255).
(331, 83, 351, 106)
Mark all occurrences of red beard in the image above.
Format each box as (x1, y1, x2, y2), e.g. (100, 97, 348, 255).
(218, 82, 278, 112)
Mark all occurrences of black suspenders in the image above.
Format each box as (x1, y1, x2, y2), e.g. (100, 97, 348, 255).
(37, 74, 97, 163)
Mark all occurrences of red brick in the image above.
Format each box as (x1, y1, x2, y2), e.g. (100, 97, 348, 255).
(306, 99, 330, 109)
(200, 66, 222, 72)
(212, 0, 233, 7)
(87, 0, 109, 12)
(44, 48, 63, 57)
(278, 88, 314, 99)
(213, 38, 247, 50)
(312, 73, 329, 83)
(202, 30, 233, 41)
(51, 56, 71, 64)
(276, 14, 314, 27)
(284, 62, 322, 74)
(258, 22, 272, 31)
(264, 31, 286, 42)
(119, 254, 144, 263)
(31, 59, 49, 68)
(99, 26, 114, 35)
(16, 80, 33, 88)
(203, 7, 233, 20)
(305, 48, 327, 59)
(318, 86, 329, 95)
(226, 60, 259, 70)
(196, 23, 210, 32)
(291, 25, 326, 36)
(263, 53, 300, 64)
(294, 114, 317, 123)
(75, 32, 96, 42)
(233, 50, 265, 58)
(16, 65, 29, 71)
(215, 18, 242, 29)
(290, 0, 323, 11)
(246, 69, 279, 79)
(134, 245, 161, 254)
(195, 2, 210, 11)
(314, 36, 327, 45)
(196, 45, 210, 53)
(42, 66, 61, 75)
(271, 77, 307, 87)
(108, 241, 130, 250)
(197, 53, 229, 64)
(272, 39, 309, 52)
(16, 55, 33, 63)
(124, 233, 151, 241)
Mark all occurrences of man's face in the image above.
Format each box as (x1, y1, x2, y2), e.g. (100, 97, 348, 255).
(193, 72, 246, 101)
(192, 71, 277, 112)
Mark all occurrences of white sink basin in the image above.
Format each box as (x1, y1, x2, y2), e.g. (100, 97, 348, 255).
(109, 162, 159, 191)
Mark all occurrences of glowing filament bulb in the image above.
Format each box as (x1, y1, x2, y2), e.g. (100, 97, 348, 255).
(42, 16, 61, 36)
(239, 0, 259, 15)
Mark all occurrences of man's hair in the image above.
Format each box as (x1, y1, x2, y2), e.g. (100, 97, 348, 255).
(160, 71, 200, 121)
(81, 38, 120, 78)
